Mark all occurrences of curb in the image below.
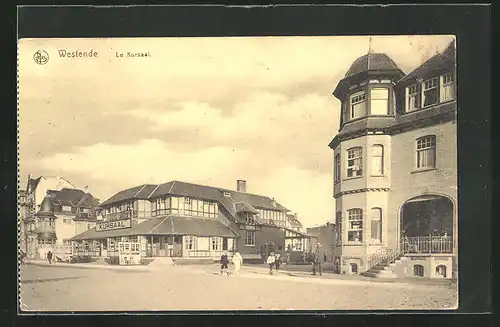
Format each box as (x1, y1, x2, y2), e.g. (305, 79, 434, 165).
(24, 261, 152, 272)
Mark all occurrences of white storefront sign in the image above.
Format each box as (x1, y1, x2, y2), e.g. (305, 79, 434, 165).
(96, 219, 132, 232)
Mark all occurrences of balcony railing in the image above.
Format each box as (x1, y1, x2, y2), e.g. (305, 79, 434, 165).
(366, 236, 454, 270)
(401, 236, 453, 254)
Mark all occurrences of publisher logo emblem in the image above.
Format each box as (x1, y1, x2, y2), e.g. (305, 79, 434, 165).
(33, 50, 49, 65)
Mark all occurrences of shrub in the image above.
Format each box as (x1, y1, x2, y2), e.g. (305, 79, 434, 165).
(140, 258, 154, 265)
(105, 256, 120, 265)
(69, 255, 93, 264)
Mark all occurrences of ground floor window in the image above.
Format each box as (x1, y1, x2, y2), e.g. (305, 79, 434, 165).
(245, 230, 255, 246)
(436, 265, 447, 277)
(184, 236, 197, 250)
(211, 237, 222, 251)
(413, 264, 424, 277)
(347, 209, 363, 242)
(350, 263, 358, 274)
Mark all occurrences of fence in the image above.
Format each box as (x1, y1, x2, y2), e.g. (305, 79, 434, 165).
(366, 236, 453, 270)
(401, 236, 453, 254)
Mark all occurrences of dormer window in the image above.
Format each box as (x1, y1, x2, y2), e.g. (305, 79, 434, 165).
(406, 83, 421, 112)
(405, 74, 454, 112)
(423, 77, 439, 107)
(440, 74, 455, 102)
(349, 91, 366, 120)
(370, 88, 389, 115)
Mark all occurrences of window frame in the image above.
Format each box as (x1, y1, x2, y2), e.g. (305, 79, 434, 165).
(346, 147, 363, 178)
(440, 73, 455, 103)
(406, 83, 421, 112)
(370, 87, 390, 115)
(371, 144, 384, 176)
(370, 207, 382, 243)
(334, 153, 341, 184)
(415, 135, 437, 170)
(349, 90, 367, 120)
(244, 230, 255, 246)
(347, 208, 363, 243)
(422, 77, 439, 108)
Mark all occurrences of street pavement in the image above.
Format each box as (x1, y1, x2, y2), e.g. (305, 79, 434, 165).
(19, 263, 457, 311)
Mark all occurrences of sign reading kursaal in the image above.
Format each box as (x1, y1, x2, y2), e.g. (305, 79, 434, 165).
(96, 219, 131, 232)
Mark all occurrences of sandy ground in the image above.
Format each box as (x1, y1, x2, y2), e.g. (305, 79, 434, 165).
(19, 264, 457, 311)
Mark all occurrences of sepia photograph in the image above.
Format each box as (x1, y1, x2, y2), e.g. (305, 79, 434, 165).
(18, 35, 458, 311)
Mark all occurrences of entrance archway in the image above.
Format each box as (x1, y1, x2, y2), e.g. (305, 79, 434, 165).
(400, 195, 454, 254)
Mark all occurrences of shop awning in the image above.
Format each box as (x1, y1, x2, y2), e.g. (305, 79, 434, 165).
(70, 216, 238, 241)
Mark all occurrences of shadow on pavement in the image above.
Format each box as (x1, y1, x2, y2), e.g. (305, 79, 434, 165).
(20, 276, 85, 284)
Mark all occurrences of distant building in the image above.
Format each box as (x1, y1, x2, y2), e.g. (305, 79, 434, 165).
(329, 41, 457, 278)
(307, 222, 336, 262)
(24, 175, 75, 214)
(22, 184, 100, 259)
(71, 180, 313, 261)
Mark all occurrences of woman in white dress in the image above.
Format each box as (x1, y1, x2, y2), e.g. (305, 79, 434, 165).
(232, 252, 243, 275)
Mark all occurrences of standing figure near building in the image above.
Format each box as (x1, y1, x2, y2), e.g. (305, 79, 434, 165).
(220, 251, 230, 275)
(312, 244, 324, 276)
(274, 252, 281, 271)
(47, 251, 53, 264)
(232, 251, 243, 275)
(267, 252, 276, 275)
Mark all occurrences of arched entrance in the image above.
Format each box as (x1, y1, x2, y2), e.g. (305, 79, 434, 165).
(400, 195, 454, 254)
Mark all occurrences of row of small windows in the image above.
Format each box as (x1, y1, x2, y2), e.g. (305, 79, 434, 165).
(334, 135, 436, 182)
(406, 74, 455, 112)
(344, 74, 455, 123)
(335, 208, 382, 244)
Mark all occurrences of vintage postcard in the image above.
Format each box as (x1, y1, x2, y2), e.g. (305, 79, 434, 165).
(18, 35, 458, 311)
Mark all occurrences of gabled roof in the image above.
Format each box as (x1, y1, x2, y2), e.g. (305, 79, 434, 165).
(99, 184, 158, 206)
(234, 201, 259, 214)
(102, 180, 289, 214)
(49, 188, 99, 209)
(399, 40, 456, 84)
(287, 215, 303, 228)
(27, 177, 42, 192)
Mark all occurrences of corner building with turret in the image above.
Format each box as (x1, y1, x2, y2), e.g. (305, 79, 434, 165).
(330, 41, 457, 279)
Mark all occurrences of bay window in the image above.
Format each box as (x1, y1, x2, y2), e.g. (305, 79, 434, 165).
(416, 135, 436, 169)
(349, 91, 366, 119)
(370, 88, 389, 115)
(347, 209, 363, 242)
(347, 147, 363, 178)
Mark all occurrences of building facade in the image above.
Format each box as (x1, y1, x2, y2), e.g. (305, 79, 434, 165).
(329, 41, 457, 278)
(22, 184, 100, 260)
(70, 180, 312, 262)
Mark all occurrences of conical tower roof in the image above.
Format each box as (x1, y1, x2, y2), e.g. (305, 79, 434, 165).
(36, 195, 56, 218)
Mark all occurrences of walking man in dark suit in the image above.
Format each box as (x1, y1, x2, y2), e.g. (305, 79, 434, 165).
(312, 243, 324, 276)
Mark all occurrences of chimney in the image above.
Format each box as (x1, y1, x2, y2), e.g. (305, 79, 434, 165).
(271, 197, 277, 207)
(237, 180, 247, 193)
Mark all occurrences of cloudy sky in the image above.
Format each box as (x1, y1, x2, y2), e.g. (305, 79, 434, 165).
(18, 35, 454, 227)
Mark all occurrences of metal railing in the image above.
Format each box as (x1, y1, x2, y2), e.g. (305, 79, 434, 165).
(401, 236, 453, 254)
(366, 236, 454, 270)
(366, 246, 401, 270)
